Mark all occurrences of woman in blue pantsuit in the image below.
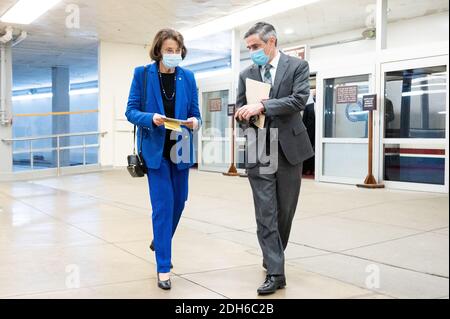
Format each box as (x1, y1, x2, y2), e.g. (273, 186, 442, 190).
(125, 29, 201, 290)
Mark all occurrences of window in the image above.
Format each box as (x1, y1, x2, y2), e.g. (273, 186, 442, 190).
(384, 66, 447, 139)
(324, 75, 370, 138)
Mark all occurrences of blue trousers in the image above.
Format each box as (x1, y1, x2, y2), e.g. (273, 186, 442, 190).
(147, 158, 189, 273)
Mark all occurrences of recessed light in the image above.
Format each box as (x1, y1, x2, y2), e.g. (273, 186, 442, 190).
(0, 0, 62, 25)
(284, 28, 295, 35)
(182, 0, 320, 40)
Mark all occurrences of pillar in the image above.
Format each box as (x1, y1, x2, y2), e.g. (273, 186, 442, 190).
(0, 42, 13, 181)
(52, 66, 70, 167)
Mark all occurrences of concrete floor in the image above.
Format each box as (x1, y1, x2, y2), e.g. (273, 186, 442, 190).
(0, 169, 448, 299)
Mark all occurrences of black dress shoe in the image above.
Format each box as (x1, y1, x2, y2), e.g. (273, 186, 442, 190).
(257, 275, 286, 295)
(157, 273, 171, 290)
(150, 241, 173, 269)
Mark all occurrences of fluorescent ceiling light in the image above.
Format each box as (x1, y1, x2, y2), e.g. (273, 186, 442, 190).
(402, 90, 447, 97)
(284, 28, 295, 35)
(12, 93, 52, 101)
(182, 0, 320, 41)
(12, 88, 98, 101)
(70, 88, 99, 96)
(411, 75, 447, 83)
(411, 83, 447, 89)
(0, 0, 62, 25)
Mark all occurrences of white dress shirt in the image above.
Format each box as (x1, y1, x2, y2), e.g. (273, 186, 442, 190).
(260, 50, 281, 86)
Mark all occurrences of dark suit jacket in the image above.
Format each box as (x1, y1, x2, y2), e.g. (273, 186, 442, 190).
(236, 52, 314, 168)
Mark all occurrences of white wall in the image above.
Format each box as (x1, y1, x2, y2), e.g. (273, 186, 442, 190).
(238, 12, 449, 72)
(98, 41, 149, 167)
(306, 12, 448, 72)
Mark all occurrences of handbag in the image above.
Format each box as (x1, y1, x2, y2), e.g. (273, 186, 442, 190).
(127, 66, 148, 178)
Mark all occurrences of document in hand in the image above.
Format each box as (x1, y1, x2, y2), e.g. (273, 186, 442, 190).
(163, 117, 190, 132)
(245, 78, 271, 129)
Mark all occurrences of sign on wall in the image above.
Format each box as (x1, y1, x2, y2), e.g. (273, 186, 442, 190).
(336, 85, 358, 104)
(283, 44, 310, 61)
(208, 98, 222, 112)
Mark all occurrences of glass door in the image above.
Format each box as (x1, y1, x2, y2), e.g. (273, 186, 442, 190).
(380, 56, 449, 192)
(198, 86, 232, 173)
(317, 66, 375, 184)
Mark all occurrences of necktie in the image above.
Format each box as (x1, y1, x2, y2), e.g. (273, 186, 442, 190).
(263, 64, 273, 85)
(262, 64, 273, 153)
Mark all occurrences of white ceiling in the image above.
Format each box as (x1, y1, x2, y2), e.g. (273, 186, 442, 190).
(1, 0, 267, 89)
(234, 0, 449, 53)
(0, 0, 448, 89)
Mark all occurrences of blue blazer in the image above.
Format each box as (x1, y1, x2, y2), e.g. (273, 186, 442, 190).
(125, 63, 201, 170)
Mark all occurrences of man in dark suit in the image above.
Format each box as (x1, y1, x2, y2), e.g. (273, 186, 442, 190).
(235, 22, 314, 295)
(302, 90, 316, 175)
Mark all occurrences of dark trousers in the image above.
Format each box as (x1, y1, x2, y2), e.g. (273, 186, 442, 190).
(247, 148, 303, 276)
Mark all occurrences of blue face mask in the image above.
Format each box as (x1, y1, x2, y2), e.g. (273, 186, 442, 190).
(162, 53, 182, 68)
(251, 48, 270, 66)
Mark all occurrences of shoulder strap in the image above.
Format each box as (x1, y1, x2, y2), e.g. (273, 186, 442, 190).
(133, 65, 148, 155)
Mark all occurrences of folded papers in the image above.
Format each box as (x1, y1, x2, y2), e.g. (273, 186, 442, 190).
(163, 117, 190, 132)
(245, 78, 271, 129)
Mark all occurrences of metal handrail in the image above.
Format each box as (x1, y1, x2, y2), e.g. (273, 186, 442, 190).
(12, 144, 100, 155)
(1, 131, 107, 175)
(1, 131, 107, 143)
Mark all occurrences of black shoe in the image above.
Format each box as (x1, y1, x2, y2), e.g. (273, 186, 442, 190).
(157, 273, 171, 290)
(150, 241, 174, 269)
(257, 275, 286, 295)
